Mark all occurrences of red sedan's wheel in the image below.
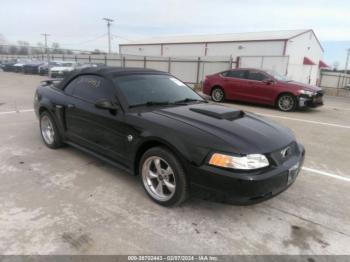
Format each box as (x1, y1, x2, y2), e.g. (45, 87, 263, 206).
(277, 94, 297, 112)
(211, 87, 225, 102)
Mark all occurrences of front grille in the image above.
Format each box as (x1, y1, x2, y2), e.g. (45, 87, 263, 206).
(316, 90, 324, 97)
(269, 142, 299, 166)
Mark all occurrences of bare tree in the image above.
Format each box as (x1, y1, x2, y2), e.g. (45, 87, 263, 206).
(65, 49, 73, 55)
(0, 34, 6, 54)
(17, 40, 30, 55)
(51, 42, 63, 54)
(92, 49, 102, 54)
(34, 42, 45, 55)
(0, 34, 5, 44)
(9, 45, 18, 55)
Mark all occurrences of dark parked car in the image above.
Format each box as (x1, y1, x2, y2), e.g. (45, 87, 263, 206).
(23, 61, 46, 74)
(2, 59, 18, 72)
(34, 67, 305, 206)
(13, 59, 33, 72)
(203, 68, 324, 111)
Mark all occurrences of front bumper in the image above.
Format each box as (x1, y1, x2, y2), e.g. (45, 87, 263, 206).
(51, 71, 64, 78)
(298, 92, 324, 108)
(189, 144, 305, 204)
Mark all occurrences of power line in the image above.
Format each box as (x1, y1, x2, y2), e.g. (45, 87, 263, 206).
(48, 34, 107, 47)
(111, 34, 134, 42)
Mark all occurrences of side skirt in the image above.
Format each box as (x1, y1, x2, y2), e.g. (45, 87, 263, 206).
(65, 141, 134, 175)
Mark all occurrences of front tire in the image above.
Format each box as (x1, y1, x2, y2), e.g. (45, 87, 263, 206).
(139, 147, 188, 207)
(39, 111, 64, 149)
(211, 87, 225, 102)
(277, 94, 297, 112)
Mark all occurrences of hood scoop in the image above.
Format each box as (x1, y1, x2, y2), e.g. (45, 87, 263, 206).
(190, 105, 244, 120)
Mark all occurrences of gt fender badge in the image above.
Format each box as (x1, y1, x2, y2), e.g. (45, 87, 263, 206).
(127, 135, 133, 142)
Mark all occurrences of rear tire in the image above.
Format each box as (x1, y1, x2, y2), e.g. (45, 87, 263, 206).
(277, 94, 297, 112)
(139, 147, 188, 207)
(39, 111, 64, 149)
(211, 87, 225, 102)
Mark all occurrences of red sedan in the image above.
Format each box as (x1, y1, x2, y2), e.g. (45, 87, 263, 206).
(203, 68, 324, 112)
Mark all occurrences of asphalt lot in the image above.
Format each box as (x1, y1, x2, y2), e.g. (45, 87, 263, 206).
(0, 71, 350, 255)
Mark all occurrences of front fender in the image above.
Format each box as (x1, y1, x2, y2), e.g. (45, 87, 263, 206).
(131, 134, 211, 176)
(36, 87, 66, 138)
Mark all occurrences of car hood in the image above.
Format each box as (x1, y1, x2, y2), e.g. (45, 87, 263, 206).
(283, 80, 322, 92)
(51, 66, 74, 71)
(153, 103, 295, 154)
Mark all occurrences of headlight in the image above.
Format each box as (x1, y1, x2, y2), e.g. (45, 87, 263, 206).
(298, 90, 315, 97)
(209, 153, 269, 170)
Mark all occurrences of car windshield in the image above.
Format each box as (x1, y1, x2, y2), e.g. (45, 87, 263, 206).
(113, 74, 205, 107)
(265, 70, 290, 81)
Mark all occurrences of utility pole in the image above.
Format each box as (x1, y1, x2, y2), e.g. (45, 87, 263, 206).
(345, 48, 350, 75)
(41, 33, 51, 77)
(103, 18, 114, 54)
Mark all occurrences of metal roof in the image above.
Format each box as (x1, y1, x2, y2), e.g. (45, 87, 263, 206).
(120, 29, 311, 45)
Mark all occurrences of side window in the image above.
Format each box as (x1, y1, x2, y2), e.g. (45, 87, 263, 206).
(248, 71, 268, 81)
(220, 71, 229, 77)
(226, 70, 247, 79)
(69, 75, 115, 103)
(64, 78, 79, 95)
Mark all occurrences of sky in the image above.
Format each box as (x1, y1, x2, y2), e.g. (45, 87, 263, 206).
(0, 0, 349, 68)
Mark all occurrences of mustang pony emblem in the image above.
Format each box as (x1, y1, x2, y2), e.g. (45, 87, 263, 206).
(281, 146, 291, 158)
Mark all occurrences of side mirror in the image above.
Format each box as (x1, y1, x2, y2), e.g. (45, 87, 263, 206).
(262, 79, 274, 85)
(95, 99, 119, 111)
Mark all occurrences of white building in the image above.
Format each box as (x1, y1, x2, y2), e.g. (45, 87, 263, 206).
(120, 29, 327, 85)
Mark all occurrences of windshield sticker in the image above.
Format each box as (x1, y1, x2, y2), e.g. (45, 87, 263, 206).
(170, 77, 186, 86)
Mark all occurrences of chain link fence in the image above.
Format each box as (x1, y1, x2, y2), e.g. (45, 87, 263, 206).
(0, 53, 236, 88)
(320, 72, 350, 97)
(3, 53, 350, 98)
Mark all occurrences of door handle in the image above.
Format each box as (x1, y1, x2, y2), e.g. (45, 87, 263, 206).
(67, 104, 75, 109)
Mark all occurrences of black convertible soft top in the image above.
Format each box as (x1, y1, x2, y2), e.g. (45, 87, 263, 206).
(55, 67, 168, 90)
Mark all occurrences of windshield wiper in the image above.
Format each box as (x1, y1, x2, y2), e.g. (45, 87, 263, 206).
(129, 101, 171, 108)
(174, 98, 207, 104)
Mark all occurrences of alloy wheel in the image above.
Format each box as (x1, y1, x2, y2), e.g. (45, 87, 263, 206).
(278, 95, 295, 111)
(142, 156, 176, 201)
(212, 88, 224, 102)
(40, 115, 55, 145)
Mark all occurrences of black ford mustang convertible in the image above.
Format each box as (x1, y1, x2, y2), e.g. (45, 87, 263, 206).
(34, 67, 305, 206)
